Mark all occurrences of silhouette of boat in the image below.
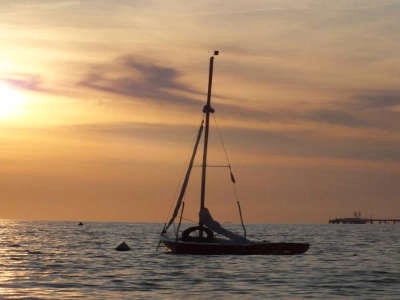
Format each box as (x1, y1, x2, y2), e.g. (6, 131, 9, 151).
(159, 51, 309, 255)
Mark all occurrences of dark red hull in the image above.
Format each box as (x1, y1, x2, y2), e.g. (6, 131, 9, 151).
(162, 240, 309, 255)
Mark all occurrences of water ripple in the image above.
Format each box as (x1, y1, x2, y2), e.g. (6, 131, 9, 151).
(0, 222, 399, 299)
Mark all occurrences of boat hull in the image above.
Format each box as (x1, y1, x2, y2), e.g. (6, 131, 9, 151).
(162, 240, 309, 255)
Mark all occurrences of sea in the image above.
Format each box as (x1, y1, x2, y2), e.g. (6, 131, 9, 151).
(0, 221, 399, 299)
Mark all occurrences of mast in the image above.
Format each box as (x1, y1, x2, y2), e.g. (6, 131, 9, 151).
(200, 50, 218, 222)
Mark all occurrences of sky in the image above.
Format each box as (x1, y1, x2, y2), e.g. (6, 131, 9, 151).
(0, 0, 399, 223)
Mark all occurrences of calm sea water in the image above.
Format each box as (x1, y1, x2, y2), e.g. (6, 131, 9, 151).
(0, 221, 399, 299)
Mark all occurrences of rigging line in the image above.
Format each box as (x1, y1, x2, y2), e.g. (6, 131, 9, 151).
(163, 175, 184, 225)
(212, 115, 232, 166)
(164, 181, 183, 224)
(232, 180, 247, 237)
(212, 114, 237, 187)
(212, 115, 247, 237)
(176, 201, 185, 240)
(212, 115, 237, 183)
(163, 114, 204, 225)
(236, 201, 247, 239)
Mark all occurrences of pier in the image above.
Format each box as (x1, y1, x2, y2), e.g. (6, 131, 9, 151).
(329, 218, 400, 224)
(329, 211, 400, 224)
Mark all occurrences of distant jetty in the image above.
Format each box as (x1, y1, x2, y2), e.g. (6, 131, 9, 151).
(329, 212, 400, 224)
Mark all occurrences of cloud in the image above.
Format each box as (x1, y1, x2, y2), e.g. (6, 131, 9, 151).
(225, 126, 400, 163)
(356, 90, 400, 109)
(79, 55, 203, 109)
(70, 121, 197, 144)
(218, 104, 371, 129)
(301, 109, 368, 127)
(77, 54, 356, 126)
(67, 120, 400, 163)
(1, 73, 78, 97)
(1, 74, 46, 92)
(78, 54, 399, 132)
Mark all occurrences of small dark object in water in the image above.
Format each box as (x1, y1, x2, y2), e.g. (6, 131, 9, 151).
(78, 222, 84, 226)
(26, 250, 42, 255)
(115, 241, 131, 251)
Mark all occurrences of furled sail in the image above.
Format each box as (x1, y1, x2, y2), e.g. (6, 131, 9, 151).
(199, 207, 249, 242)
(164, 120, 204, 231)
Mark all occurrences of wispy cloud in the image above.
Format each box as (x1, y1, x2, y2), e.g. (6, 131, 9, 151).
(301, 109, 368, 127)
(63, 120, 400, 164)
(1, 74, 46, 92)
(79, 55, 202, 108)
(76, 53, 400, 134)
(77, 55, 361, 126)
(355, 90, 400, 109)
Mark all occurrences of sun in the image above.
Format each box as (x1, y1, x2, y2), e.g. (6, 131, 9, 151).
(0, 82, 26, 118)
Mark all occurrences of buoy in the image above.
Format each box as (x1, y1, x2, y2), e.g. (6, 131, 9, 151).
(115, 241, 131, 251)
(78, 222, 84, 226)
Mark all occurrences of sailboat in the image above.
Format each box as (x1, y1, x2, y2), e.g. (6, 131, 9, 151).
(159, 51, 309, 255)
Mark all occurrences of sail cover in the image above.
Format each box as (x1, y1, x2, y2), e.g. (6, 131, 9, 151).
(200, 207, 248, 242)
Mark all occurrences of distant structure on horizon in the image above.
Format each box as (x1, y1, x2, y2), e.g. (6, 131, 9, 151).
(329, 211, 400, 224)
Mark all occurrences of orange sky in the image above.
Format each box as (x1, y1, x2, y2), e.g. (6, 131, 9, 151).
(0, 0, 399, 223)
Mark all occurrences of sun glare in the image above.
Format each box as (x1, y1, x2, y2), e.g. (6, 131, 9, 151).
(0, 82, 26, 118)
